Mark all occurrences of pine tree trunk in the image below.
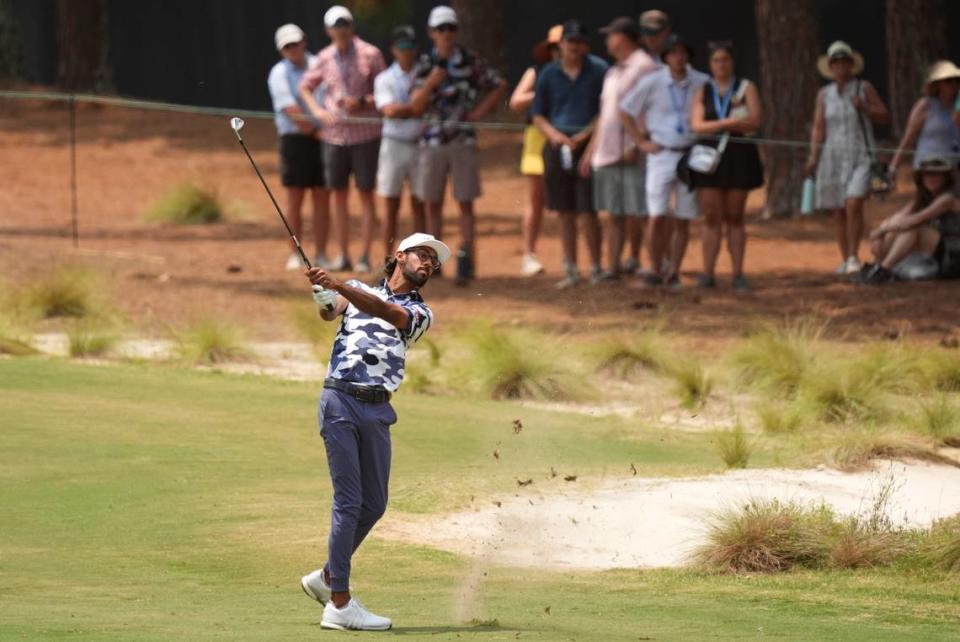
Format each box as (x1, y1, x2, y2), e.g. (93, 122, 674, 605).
(885, 0, 947, 138)
(57, 0, 109, 91)
(0, 0, 22, 79)
(450, 0, 505, 72)
(755, 0, 819, 218)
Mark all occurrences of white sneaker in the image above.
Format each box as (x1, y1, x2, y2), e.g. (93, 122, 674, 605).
(285, 253, 301, 271)
(843, 256, 862, 275)
(300, 568, 332, 605)
(313, 252, 330, 270)
(555, 266, 581, 290)
(355, 256, 371, 273)
(321, 598, 392, 631)
(521, 253, 545, 276)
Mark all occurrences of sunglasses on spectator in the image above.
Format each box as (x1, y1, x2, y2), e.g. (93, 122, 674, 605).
(434, 23, 458, 33)
(405, 248, 441, 270)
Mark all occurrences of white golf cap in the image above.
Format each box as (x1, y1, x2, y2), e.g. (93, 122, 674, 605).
(427, 5, 458, 28)
(397, 232, 451, 265)
(324, 5, 354, 28)
(274, 23, 305, 51)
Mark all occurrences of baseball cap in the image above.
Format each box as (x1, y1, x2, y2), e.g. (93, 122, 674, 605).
(324, 5, 354, 28)
(561, 20, 588, 41)
(397, 233, 451, 265)
(599, 17, 639, 41)
(428, 6, 458, 29)
(663, 33, 693, 59)
(639, 9, 670, 35)
(274, 24, 305, 51)
(391, 25, 417, 50)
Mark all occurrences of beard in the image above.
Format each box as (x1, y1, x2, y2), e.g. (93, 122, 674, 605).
(402, 263, 430, 287)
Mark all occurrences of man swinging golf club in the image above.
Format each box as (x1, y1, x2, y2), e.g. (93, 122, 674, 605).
(300, 231, 449, 631)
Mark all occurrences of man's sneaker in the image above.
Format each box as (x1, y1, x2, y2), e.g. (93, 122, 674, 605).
(454, 250, 472, 286)
(590, 268, 618, 284)
(622, 257, 639, 275)
(638, 273, 663, 289)
(843, 256, 863, 275)
(356, 256, 371, 273)
(328, 255, 352, 272)
(555, 266, 581, 290)
(860, 264, 895, 285)
(666, 274, 682, 291)
(321, 598, 392, 631)
(696, 274, 717, 289)
(285, 253, 302, 271)
(732, 274, 751, 291)
(521, 253, 545, 276)
(300, 568, 332, 605)
(313, 252, 330, 270)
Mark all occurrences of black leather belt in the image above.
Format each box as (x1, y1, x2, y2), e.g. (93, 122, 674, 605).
(664, 146, 691, 153)
(324, 378, 392, 403)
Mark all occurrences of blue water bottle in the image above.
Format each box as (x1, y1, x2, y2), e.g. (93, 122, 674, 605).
(800, 177, 815, 216)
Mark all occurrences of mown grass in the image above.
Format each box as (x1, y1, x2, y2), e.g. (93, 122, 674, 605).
(2, 358, 959, 640)
(145, 182, 224, 224)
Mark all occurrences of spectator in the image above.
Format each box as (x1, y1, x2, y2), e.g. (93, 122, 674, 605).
(409, 6, 508, 286)
(620, 34, 708, 289)
(805, 41, 890, 276)
(638, 10, 671, 62)
(863, 156, 960, 283)
(268, 24, 331, 271)
(689, 41, 764, 290)
(373, 25, 426, 262)
(300, 5, 386, 273)
(889, 60, 960, 180)
(532, 20, 608, 288)
(579, 17, 657, 278)
(509, 24, 562, 277)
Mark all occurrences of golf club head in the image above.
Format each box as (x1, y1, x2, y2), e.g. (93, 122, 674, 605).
(230, 117, 245, 132)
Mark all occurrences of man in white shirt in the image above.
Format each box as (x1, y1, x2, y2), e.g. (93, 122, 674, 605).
(267, 23, 330, 270)
(620, 34, 708, 288)
(373, 26, 426, 263)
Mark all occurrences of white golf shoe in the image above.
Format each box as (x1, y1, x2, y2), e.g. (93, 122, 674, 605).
(300, 568, 332, 605)
(285, 252, 301, 271)
(321, 598, 392, 631)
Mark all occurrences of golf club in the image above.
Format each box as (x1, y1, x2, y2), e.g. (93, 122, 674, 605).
(229, 117, 333, 311)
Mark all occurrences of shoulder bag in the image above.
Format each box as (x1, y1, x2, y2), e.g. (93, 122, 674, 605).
(854, 80, 891, 195)
(686, 79, 749, 175)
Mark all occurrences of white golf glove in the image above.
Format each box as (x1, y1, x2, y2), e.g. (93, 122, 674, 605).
(312, 285, 337, 308)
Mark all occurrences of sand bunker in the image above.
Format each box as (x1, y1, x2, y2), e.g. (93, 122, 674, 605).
(378, 461, 960, 570)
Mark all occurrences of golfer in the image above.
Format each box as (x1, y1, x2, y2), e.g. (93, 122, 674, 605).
(299, 231, 450, 631)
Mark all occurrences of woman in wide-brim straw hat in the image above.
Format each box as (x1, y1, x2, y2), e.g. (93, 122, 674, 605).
(862, 155, 960, 283)
(508, 24, 562, 277)
(889, 60, 960, 181)
(806, 40, 890, 276)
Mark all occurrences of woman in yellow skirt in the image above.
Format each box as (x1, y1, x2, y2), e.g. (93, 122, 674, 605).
(509, 24, 561, 276)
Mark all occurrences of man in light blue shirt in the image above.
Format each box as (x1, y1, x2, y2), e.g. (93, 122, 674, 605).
(267, 23, 331, 270)
(620, 34, 708, 289)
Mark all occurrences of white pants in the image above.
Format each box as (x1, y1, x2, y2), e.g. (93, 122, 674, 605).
(376, 138, 420, 199)
(645, 149, 698, 219)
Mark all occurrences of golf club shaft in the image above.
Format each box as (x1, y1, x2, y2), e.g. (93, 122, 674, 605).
(233, 132, 334, 312)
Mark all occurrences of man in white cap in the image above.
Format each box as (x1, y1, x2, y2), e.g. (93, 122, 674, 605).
(300, 6, 386, 274)
(267, 23, 331, 271)
(408, 5, 508, 286)
(300, 231, 450, 631)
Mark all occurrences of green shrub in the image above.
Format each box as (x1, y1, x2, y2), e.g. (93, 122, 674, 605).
(173, 319, 250, 364)
(717, 423, 752, 469)
(146, 183, 223, 224)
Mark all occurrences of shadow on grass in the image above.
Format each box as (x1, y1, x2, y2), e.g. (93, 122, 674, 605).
(388, 624, 526, 636)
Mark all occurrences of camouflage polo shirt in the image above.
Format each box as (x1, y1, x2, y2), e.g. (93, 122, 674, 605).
(326, 280, 432, 392)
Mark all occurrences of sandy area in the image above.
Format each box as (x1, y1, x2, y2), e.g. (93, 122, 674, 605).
(378, 461, 960, 570)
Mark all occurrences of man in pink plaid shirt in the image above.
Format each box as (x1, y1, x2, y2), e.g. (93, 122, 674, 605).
(300, 5, 386, 273)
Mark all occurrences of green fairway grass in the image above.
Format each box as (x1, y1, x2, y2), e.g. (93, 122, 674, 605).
(1, 358, 958, 640)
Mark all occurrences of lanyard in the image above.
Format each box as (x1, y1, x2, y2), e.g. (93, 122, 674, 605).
(711, 78, 735, 118)
(668, 81, 689, 134)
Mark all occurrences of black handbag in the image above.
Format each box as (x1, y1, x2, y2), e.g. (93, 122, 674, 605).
(854, 80, 891, 195)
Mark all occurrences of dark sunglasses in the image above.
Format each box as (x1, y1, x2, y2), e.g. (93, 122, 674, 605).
(406, 248, 441, 270)
(434, 23, 458, 33)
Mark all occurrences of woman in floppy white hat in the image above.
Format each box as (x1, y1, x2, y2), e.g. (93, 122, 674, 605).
(889, 60, 960, 180)
(806, 41, 890, 276)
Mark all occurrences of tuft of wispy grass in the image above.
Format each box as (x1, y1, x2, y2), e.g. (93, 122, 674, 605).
(23, 267, 105, 319)
(0, 308, 38, 356)
(592, 328, 666, 378)
(755, 401, 804, 434)
(733, 319, 825, 398)
(918, 396, 960, 443)
(289, 302, 339, 360)
(798, 360, 887, 424)
(665, 359, 713, 410)
(919, 514, 960, 573)
(173, 319, 250, 365)
(716, 422, 752, 469)
(403, 337, 442, 395)
(828, 475, 910, 569)
(920, 350, 960, 392)
(67, 322, 120, 358)
(830, 431, 959, 472)
(146, 183, 223, 224)
(457, 321, 577, 401)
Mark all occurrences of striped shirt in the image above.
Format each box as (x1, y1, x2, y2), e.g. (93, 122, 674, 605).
(300, 37, 385, 146)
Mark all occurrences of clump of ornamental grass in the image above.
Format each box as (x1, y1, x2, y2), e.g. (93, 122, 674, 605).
(918, 514, 960, 573)
(665, 359, 713, 410)
(403, 337, 443, 395)
(732, 319, 826, 398)
(920, 349, 960, 392)
(827, 474, 911, 569)
(289, 301, 339, 360)
(66, 320, 121, 358)
(716, 422, 752, 469)
(592, 328, 667, 378)
(173, 319, 251, 365)
(0, 314, 37, 356)
(754, 401, 805, 434)
(798, 358, 889, 424)
(830, 430, 959, 472)
(457, 321, 577, 401)
(22, 266, 106, 319)
(917, 395, 960, 444)
(145, 182, 223, 224)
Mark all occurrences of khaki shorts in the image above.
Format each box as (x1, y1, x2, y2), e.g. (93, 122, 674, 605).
(415, 140, 481, 203)
(376, 138, 420, 198)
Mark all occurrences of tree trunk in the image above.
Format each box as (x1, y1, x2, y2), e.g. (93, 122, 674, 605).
(56, 0, 109, 91)
(755, 0, 819, 218)
(885, 0, 947, 138)
(450, 0, 505, 72)
(0, 0, 22, 79)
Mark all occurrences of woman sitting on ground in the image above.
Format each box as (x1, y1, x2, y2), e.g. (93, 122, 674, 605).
(862, 156, 960, 283)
